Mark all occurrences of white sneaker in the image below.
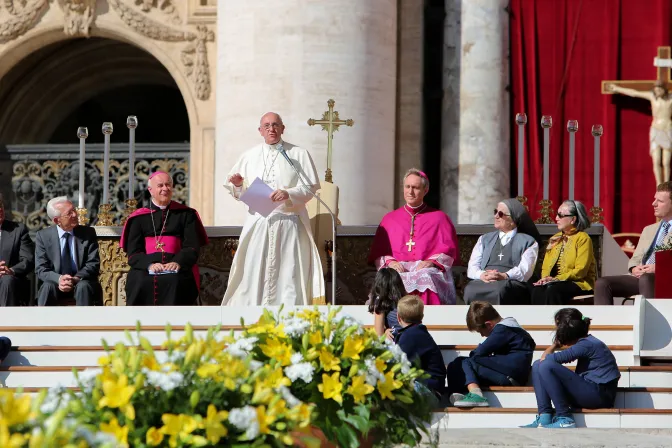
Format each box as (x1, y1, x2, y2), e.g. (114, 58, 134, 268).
(449, 393, 465, 406)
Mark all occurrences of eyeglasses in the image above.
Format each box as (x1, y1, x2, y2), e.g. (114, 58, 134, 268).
(261, 123, 283, 130)
(556, 212, 574, 219)
(493, 209, 511, 218)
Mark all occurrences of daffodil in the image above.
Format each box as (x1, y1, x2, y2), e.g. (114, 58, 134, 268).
(318, 347, 341, 372)
(146, 427, 164, 446)
(342, 336, 366, 360)
(100, 417, 129, 446)
(204, 405, 229, 444)
(318, 372, 343, 404)
(346, 375, 375, 403)
(377, 370, 403, 400)
(260, 338, 293, 366)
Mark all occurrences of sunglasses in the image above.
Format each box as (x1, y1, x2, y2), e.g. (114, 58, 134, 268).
(493, 209, 511, 218)
(556, 212, 574, 219)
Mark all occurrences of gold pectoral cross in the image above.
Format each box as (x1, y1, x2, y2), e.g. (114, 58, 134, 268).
(155, 241, 165, 253)
(406, 238, 415, 252)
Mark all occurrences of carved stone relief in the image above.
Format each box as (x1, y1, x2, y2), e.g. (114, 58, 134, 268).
(57, 0, 96, 36)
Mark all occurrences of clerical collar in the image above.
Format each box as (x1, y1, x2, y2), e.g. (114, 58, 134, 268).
(265, 140, 284, 151)
(151, 200, 169, 210)
(405, 202, 425, 211)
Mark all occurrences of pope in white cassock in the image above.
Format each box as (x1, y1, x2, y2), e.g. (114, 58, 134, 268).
(222, 112, 325, 306)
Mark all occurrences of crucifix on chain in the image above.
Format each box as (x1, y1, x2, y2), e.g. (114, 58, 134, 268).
(405, 238, 415, 252)
(307, 99, 354, 183)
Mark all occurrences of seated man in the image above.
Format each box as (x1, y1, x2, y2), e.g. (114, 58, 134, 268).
(594, 181, 672, 304)
(121, 172, 208, 306)
(35, 197, 101, 306)
(0, 195, 34, 306)
(369, 168, 458, 305)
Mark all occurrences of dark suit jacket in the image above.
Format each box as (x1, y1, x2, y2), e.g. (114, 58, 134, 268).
(0, 220, 34, 277)
(35, 225, 100, 284)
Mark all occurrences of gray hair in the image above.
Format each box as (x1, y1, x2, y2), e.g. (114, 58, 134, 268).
(259, 112, 284, 126)
(562, 200, 591, 231)
(403, 168, 429, 189)
(46, 196, 70, 219)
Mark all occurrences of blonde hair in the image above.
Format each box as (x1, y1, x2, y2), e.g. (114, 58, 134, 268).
(397, 295, 424, 324)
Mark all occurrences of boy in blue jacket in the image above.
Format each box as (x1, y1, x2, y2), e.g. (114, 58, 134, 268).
(447, 301, 536, 407)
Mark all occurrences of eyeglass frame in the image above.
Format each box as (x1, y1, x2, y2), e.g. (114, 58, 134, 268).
(556, 212, 575, 219)
(260, 123, 283, 130)
(493, 209, 511, 219)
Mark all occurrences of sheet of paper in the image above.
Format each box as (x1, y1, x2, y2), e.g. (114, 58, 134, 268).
(239, 177, 278, 217)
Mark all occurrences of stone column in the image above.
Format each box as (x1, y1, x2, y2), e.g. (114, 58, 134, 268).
(215, 1, 398, 226)
(453, 0, 510, 223)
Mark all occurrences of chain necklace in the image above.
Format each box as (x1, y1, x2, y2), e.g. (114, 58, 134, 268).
(403, 203, 427, 252)
(150, 206, 170, 253)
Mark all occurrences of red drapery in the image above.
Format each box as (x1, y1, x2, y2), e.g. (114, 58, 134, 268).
(510, 0, 672, 232)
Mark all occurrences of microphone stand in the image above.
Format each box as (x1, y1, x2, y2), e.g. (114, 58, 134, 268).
(279, 146, 337, 305)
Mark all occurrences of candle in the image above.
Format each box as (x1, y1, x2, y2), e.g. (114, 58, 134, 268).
(592, 124, 603, 207)
(541, 116, 553, 200)
(515, 113, 527, 197)
(567, 120, 579, 200)
(102, 122, 113, 205)
(127, 116, 138, 199)
(77, 127, 88, 209)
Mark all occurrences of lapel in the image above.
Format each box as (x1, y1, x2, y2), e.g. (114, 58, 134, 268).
(50, 226, 61, 273)
(644, 223, 663, 261)
(73, 226, 84, 268)
(0, 222, 11, 262)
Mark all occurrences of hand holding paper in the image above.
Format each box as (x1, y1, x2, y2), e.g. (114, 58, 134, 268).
(240, 177, 279, 217)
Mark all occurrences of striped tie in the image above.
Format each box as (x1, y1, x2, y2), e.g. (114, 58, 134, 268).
(646, 221, 670, 265)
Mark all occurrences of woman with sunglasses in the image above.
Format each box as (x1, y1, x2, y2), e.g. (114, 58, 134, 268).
(531, 200, 596, 305)
(464, 198, 542, 305)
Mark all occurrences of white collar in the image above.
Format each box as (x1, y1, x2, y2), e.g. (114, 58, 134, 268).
(264, 139, 284, 151)
(499, 228, 518, 244)
(56, 225, 73, 238)
(405, 202, 425, 210)
(151, 200, 168, 210)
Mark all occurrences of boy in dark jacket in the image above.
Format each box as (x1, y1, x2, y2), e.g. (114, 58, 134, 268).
(394, 295, 447, 396)
(447, 301, 536, 407)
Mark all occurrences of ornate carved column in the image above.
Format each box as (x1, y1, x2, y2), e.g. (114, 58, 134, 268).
(454, 0, 510, 223)
(214, 1, 398, 226)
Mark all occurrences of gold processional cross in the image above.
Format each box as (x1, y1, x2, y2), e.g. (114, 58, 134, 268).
(602, 46, 672, 94)
(307, 99, 354, 183)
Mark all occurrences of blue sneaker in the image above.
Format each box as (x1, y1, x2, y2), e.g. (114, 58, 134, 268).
(542, 416, 576, 428)
(520, 413, 553, 428)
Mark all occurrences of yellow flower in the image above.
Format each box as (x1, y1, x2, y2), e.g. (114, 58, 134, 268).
(260, 338, 292, 366)
(377, 371, 403, 400)
(161, 413, 202, 436)
(146, 427, 164, 446)
(247, 313, 286, 337)
(204, 404, 229, 444)
(308, 331, 323, 346)
(98, 355, 111, 366)
(256, 406, 274, 434)
(318, 372, 343, 404)
(142, 354, 161, 372)
(196, 363, 220, 379)
(288, 403, 313, 428)
(100, 417, 129, 446)
(319, 347, 341, 372)
(342, 336, 366, 360)
(0, 391, 33, 426)
(296, 308, 321, 322)
(375, 356, 387, 374)
(0, 422, 27, 448)
(346, 375, 375, 403)
(98, 374, 136, 420)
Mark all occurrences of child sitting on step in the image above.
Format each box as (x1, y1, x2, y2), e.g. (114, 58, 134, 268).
(394, 295, 447, 397)
(447, 301, 536, 407)
(522, 308, 620, 428)
(368, 267, 407, 340)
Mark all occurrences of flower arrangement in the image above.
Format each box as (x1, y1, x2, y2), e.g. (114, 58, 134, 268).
(237, 307, 436, 448)
(1, 307, 435, 447)
(654, 233, 672, 252)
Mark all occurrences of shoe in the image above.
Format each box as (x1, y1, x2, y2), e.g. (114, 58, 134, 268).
(453, 392, 489, 407)
(449, 393, 465, 406)
(541, 416, 576, 428)
(520, 413, 553, 428)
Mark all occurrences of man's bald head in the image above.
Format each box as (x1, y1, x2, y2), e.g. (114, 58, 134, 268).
(258, 112, 285, 145)
(147, 172, 173, 206)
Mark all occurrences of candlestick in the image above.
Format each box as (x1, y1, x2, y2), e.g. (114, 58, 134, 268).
(127, 116, 138, 200)
(567, 120, 578, 200)
(102, 122, 113, 205)
(541, 116, 552, 200)
(515, 113, 527, 197)
(77, 127, 88, 209)
(591, 124, 604, 223)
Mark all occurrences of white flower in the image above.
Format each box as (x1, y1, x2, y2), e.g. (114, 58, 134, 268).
(278, 385, 301, 407)
(248, 360, 264, 372)
(387, 343, 412, 374)
(226, 337, 258, 358)
(290, 353, 304, 364)
(283, 317, 311, 337)
(144, 370, 184, 391)
(40, 386, 70, 414)
(78, 368, 102, 388)
(229, 406, 260, 440)
(285, 362, 315, 383)
(364, 356, 385, 386)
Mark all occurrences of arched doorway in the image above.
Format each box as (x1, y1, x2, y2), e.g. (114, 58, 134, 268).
(0, 37, 192, 228)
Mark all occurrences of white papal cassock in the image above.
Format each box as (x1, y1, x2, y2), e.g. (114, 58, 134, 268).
(222, 140, 325, 306)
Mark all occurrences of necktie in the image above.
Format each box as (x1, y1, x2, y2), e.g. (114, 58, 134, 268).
(646, 221, 670, 265)
(60, 233, 76, 275)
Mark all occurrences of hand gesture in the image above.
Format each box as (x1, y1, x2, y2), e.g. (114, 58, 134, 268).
(149, 263, 164, 274)
(641, 264, 655, 274)
(415, 260, 434, 271)
(388, 261, 406, 273)
(270, 189, 289, 202)
(534, 276, 555, 286)
(163, 262, 180, 272)
(228, 173, 244, 187)
(58, 274, 74, 293)
(631, 265, 646, 278)
(0, 261, 8, 276)
(384, 328, 395, 341)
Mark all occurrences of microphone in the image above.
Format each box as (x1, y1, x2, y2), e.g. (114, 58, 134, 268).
(278, 144, 338, 306)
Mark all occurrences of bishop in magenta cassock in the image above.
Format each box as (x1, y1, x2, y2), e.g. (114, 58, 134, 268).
(369, 169, 459, 305)
(121, 172, 208, 306)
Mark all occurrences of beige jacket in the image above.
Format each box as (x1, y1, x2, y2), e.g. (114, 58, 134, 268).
(629, 222, 666, 270)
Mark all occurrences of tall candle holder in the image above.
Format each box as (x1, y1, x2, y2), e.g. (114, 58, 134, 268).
(97, 203, 114, 226)
(590, 124, 604, 223)
(76, 126, 89, 225)
(515, 112, 528, 207)
(122, 199, 138, 225)
(123, 116, 138, 225)
(567, 119, 578, 200)
(96, 122, 114, 227)
(536, 116, 554, 223)
(77, 207, 89, 226)
(536, 199, 554, 224)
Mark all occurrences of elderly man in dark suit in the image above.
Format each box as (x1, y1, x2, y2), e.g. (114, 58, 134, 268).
(35, 196, 101, 306)
(0, 196, 34, 306)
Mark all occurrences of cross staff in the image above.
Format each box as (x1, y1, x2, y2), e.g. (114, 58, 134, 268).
(307, 99, 354, 183)
(602, 46, 672, 94)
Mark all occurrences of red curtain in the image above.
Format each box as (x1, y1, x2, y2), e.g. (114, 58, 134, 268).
(510, 0, 672, 232)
